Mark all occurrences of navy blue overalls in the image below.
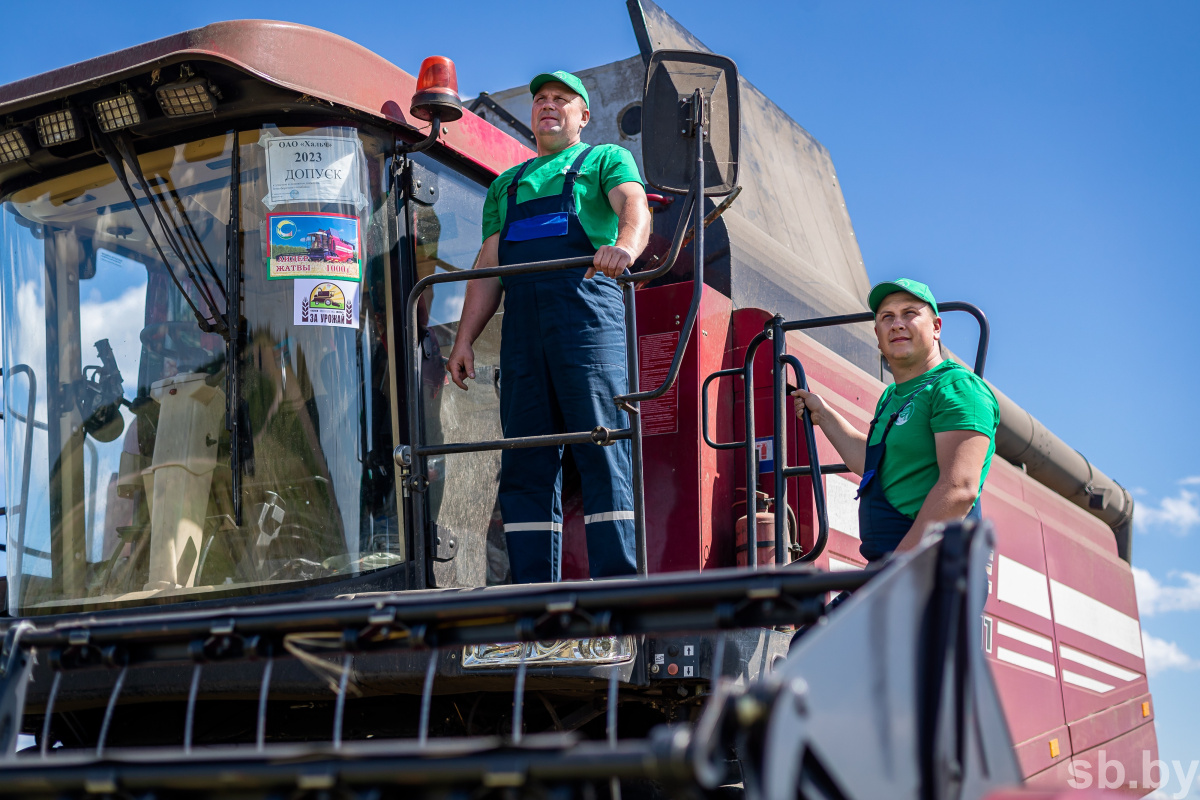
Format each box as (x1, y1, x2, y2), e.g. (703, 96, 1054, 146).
(855, 376, 981, 563)
(496, 145, 637, 584)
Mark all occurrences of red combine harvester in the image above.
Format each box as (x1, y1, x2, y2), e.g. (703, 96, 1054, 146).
(0, 4, 1153, 799)
(305, 229, 356, 262)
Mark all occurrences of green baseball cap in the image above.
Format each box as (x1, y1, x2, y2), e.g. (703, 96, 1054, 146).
(868, 278, 939, 316)
(529, 70, 589, 108)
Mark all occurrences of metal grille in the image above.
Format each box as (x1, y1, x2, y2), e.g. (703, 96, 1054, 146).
(0, 128, 32, 163)
(35, 109, 79, 146)
(94, 94, 142, 132)
(157, 81, 216, 116)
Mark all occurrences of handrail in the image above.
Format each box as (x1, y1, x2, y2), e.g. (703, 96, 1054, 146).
(397, 89, 712, 584)
(704, 300, 992, 572)
(779, 353, 827, 563)
(700, 368, 744, 451)
(780, 301, 991, 378)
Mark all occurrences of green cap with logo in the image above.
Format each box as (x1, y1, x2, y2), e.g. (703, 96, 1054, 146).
(529, 70, 590, 108)
(868, 278, 939, 316)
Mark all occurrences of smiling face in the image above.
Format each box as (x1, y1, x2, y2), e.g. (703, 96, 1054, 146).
(530, 81, 589, 155)
(874, 291, 943, 376)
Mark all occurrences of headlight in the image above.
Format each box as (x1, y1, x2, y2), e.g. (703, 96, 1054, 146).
(94, 93, 144, 132)
(0, 127, 33, 164)
(463, 636, 634, 669)
(35, 109, 81, 147)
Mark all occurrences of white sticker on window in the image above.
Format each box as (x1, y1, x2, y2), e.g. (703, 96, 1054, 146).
(263, 133, 365, 209)
(294, 278, 360, 329)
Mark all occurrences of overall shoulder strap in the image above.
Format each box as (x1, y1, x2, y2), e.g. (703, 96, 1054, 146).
(561, 145, 594, 195)
(505, 159, 535, 209)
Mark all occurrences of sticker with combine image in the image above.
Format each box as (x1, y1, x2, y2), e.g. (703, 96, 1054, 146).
(294, 278, 360, 329)
(268, 212, 362, 281)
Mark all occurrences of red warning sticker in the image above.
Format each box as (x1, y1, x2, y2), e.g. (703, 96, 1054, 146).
(638, 331, 680, 436)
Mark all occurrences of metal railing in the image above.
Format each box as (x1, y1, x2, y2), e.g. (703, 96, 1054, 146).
(702, 302, 989, 568)
(396, 91, 713, 583)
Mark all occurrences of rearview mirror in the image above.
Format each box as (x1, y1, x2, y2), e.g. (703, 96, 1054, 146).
(641, 50, 740, 196)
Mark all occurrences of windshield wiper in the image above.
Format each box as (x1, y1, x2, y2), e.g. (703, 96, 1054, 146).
(90, 124, 227, 335)
(224, 130, 245, 525)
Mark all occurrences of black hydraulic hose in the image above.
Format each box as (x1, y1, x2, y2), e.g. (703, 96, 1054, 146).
(111, 133, 226, 328)
(165, 181, 226, 304)
(90, 125, 217, 334)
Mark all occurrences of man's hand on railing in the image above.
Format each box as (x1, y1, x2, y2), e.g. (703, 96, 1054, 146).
(446, 342, 476, 391)
(588, 244, 637, 280)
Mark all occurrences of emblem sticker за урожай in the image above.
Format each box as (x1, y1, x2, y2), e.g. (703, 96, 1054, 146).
(294, 278, 360, 329)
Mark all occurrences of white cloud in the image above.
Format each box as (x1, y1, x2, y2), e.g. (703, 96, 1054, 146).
(79, 282, 147, 394)
(1136, 479, 1200, 534)
(1133, 567, 1200, 616)
(1141, 631, 1200, 675)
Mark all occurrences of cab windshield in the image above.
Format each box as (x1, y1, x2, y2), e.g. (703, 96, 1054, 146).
(1, 124, 404, 615)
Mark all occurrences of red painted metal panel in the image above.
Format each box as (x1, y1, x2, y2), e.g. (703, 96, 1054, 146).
(561, 281, 734, 578)
(1012, 723, 1072, 781)
(1069, 693, 1154, 755)
(1036, 720, 1158, 795)
(0, 20, 533, 178)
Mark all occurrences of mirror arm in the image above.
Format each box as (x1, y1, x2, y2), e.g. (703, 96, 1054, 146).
(398, 115, 443, 156)
(615, 95, 707, 405)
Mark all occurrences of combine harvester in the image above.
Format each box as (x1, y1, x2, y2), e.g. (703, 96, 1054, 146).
(305, 229, 357, 263)
(0, 2, 1153, 797)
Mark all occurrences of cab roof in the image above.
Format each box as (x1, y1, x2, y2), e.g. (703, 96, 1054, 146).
(0, 19, 532, 179)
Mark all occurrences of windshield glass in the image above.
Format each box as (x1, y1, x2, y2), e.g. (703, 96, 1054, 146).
(2, 124, 404, 615)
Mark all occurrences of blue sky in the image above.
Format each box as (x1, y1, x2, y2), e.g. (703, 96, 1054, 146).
(1, 0, 1197, 786)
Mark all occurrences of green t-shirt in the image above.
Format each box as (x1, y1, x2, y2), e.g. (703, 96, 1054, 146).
(481, 142, 644, 251)
(869, 359, 1000, 518)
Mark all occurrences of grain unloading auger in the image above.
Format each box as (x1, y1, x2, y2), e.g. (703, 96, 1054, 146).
(0, 519, 1018, 800)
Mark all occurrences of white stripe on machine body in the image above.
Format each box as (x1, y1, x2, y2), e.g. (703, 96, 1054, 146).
(1062, 670, 1116, 694)
(1059, 645, 1140, 682)
(996, 555, 1052, 619)
(995, 620, 1053, 652)
(996, 646, 1057, 678)
(1049, 579, 1144, 658)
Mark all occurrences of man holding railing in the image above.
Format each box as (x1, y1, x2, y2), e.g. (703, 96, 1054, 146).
(445, 70, 651, 583)
(793, 279, 999, 562)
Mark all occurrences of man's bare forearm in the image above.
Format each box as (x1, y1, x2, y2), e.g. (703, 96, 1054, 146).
(816, 408, 868, 476)
(614, 190, 650, 257)
(452, 233, 502, 349)
(455, 278, 502, 347)
(894, 478, 978, 553)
